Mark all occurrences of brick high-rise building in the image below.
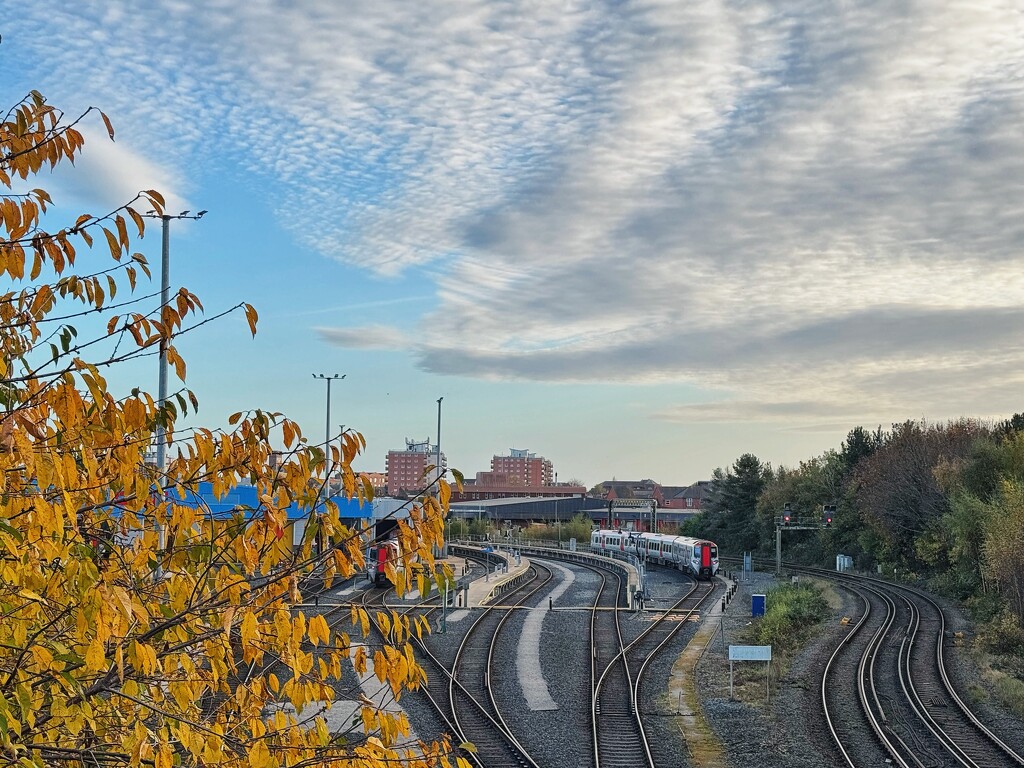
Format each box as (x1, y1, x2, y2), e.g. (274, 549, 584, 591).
(490, 448, 553, 486)
(385, 438, 446, 496)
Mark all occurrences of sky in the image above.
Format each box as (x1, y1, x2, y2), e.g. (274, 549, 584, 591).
(5, 2, 1024, 488)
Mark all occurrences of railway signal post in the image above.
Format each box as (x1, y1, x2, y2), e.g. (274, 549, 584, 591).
(775, 503, 824, 574)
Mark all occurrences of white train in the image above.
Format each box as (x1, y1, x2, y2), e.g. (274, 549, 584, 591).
(590, 529, 720, 580)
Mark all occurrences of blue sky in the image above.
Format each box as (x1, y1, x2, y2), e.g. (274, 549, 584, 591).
(6, 2, 1024, 487)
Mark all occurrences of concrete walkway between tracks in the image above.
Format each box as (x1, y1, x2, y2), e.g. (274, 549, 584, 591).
(516, 560, 574, 711)
(667, 574, 734, 768)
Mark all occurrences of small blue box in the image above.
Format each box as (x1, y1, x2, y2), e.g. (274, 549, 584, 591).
(752, 594, 766, 617)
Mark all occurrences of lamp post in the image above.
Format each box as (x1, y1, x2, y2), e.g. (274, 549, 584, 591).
(555, 471, 561, 547)
(312, 374, 345, 492)
(437, 395, 447, 634)
(144, 209, 206, 581)
(436, 396, 445, 556)
(312, 374, 344, 559)
(435, 397, 443, 488)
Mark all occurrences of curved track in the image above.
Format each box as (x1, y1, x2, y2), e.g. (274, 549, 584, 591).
(591, 567, 717, 768)
(776, 563, 1024, 767)
(408, 556, 549, 768)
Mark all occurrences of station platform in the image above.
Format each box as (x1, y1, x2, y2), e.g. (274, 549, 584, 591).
(442, 545, 532, 608)
(449, 542, 645, 610)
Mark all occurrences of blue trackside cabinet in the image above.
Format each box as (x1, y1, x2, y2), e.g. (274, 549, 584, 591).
(752, 594, 766, 617)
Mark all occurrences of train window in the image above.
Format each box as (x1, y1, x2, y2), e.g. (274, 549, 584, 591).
(710, 545, 718, 557)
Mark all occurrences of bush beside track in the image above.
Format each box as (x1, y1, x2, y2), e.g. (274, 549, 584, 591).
(732, 580, 831, 695)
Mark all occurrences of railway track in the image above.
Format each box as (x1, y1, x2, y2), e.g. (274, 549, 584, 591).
(588, 560, 638, 768)
(591, 572, 717, 768)
(331, 544, 721, 768)
(899, 583, 1024, 766)
(755, 561, 1024, 767)
(866, 578, 1024, 767)
(820, 582, 892, 766)
(407, 558, 549, 768)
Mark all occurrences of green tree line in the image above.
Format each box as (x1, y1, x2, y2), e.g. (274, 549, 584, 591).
(684, 416, 1024, 653)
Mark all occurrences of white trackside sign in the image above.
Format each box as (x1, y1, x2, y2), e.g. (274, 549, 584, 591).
(728, 645, 773, 702)
(729, 645, 772, 661)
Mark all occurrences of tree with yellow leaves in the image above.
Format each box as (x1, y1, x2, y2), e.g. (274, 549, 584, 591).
(0, 89, 461, 768)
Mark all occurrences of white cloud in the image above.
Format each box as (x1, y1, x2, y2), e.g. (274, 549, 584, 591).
(316, 325, 408, 351)
(44, 127, 190, 216)
(10, 0, 1024, 430)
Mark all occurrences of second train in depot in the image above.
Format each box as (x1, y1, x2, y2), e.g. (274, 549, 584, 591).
(590, 529, 720, 580)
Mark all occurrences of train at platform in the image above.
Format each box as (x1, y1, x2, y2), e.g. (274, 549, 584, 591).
(368, 539, 402, 586)
(590, 529, 720, 580)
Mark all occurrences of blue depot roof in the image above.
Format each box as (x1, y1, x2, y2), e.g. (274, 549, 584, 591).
(175, 482, 372, 520)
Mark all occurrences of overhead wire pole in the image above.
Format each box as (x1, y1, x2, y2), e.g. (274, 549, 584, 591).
(145, 209, 206, 581)
(555, 472, 560, 547)
(435, 397, 443, 490)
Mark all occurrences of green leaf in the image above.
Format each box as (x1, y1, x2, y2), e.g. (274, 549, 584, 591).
(0, 520, 23, 542)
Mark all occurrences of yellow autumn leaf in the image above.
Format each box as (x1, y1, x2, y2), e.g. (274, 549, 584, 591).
(309, 615, 329, 647)
(84, 638, 105, 672)
(17, 589, 47, 605)
(222, 605, 236, 637)
(243, 302, 258, 337)
(247, 740, 271, 768)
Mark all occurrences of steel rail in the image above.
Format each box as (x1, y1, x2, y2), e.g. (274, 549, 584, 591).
(592, 573, 714, 768)
(447, 562, 550, 768)
(820, 583, 872, 767)
(629, 580, 717, 756)
(742, 556, 1024, 768)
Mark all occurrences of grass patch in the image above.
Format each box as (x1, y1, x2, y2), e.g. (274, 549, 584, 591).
(988, 670, 1024, 717)
(965, 607, 1024, 718)
(969, 648, 1024, 719)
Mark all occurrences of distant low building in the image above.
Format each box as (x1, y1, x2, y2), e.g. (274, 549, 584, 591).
(359, 472, 388, 495)
(451, 479, 585, 502)
(598, 479, 665, 507)
(451, 494, 607, 525)
(663, 480, 712, 510)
